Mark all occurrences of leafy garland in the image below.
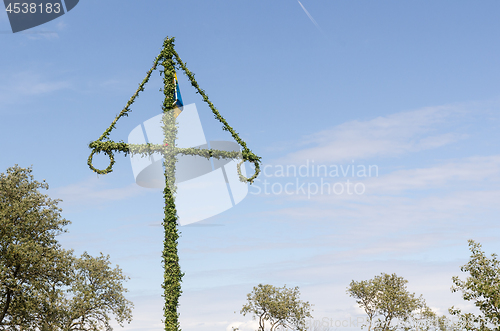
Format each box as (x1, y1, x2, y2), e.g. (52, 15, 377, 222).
(87, 37, 261, 331)
(87, 38, 261, 183)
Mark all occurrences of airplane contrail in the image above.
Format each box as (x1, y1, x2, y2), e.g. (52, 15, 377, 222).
(297, 0, 324, 34)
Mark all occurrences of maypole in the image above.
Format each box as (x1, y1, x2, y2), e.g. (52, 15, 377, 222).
(87, 37, 261, 330)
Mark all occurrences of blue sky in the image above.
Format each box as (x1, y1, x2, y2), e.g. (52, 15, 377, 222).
(1, 1, 500, 330)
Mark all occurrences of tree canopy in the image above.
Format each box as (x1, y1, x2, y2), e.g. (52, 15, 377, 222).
(240, 284, 313, 331)
(347, 273, 433, 331)
(0, 165, 133, 330)
(449, 239, 500, 331)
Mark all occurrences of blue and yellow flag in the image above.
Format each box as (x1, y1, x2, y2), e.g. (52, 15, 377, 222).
(173, 72, 183, 118)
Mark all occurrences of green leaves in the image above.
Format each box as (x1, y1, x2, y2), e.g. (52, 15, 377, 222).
(449, 239, 500, 331)
(347, 273, 432, 331)
(0, 165, 133, 330)
(63, 252, 133, 330)
(240, 284, 313, 331)
(87, 36, 261, 184)
(0, 165, 71, 328)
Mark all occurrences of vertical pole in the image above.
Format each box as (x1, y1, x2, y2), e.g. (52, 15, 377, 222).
(160, 37, 183, 331)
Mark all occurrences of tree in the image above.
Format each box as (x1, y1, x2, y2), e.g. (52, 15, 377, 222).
(0, 165, 73, 329)
(347, 273, 430, 331)
(398, 302, 446, 331)
(346, 278, 379, 331)
(449, 239, 500, 331)
(0, 165, 133, 330)
(432, 315, 463, 331)
(32, 251, 133, 331)
(62, 252, 133, 331)
(240, 284, 313, 331)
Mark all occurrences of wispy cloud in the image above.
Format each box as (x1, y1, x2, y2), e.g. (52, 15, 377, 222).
(15, 18, 66, 40)
(49, 176, 147, 210)
(23, 31, 59, 40)
(56, 20, 67, 30)
(365, 155, 500, 194)
(0, 71, 70, 105)
(275, 104, 467, 164)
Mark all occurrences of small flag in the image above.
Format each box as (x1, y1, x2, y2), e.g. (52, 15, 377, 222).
(173, 73, 183, 118)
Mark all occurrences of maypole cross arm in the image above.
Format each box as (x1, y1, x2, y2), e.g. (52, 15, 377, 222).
(87, 36, 261, 184)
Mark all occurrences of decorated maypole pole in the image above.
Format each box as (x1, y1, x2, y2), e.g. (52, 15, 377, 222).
(159, 37, 183, 331)
(87, 37, 261, 330)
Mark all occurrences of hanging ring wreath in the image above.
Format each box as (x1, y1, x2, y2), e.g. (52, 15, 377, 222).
(87, 149, 115, 175)
(237, 159, 260, 183)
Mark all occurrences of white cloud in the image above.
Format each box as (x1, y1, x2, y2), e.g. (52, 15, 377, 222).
(56, 20, 67, 30)
(364, 155, 500, 194)
(268, 188, 500, 226)
(276, 105, 466, 164)
(0, 71, 70, 105)
(24, 31, 59, 40)
(247, 155, 500, 227)
(49, 176, 147, 209)
(240, 156, 500, 261)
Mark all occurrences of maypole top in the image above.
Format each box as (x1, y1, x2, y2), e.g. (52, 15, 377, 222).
(87, 36, 261, 184)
